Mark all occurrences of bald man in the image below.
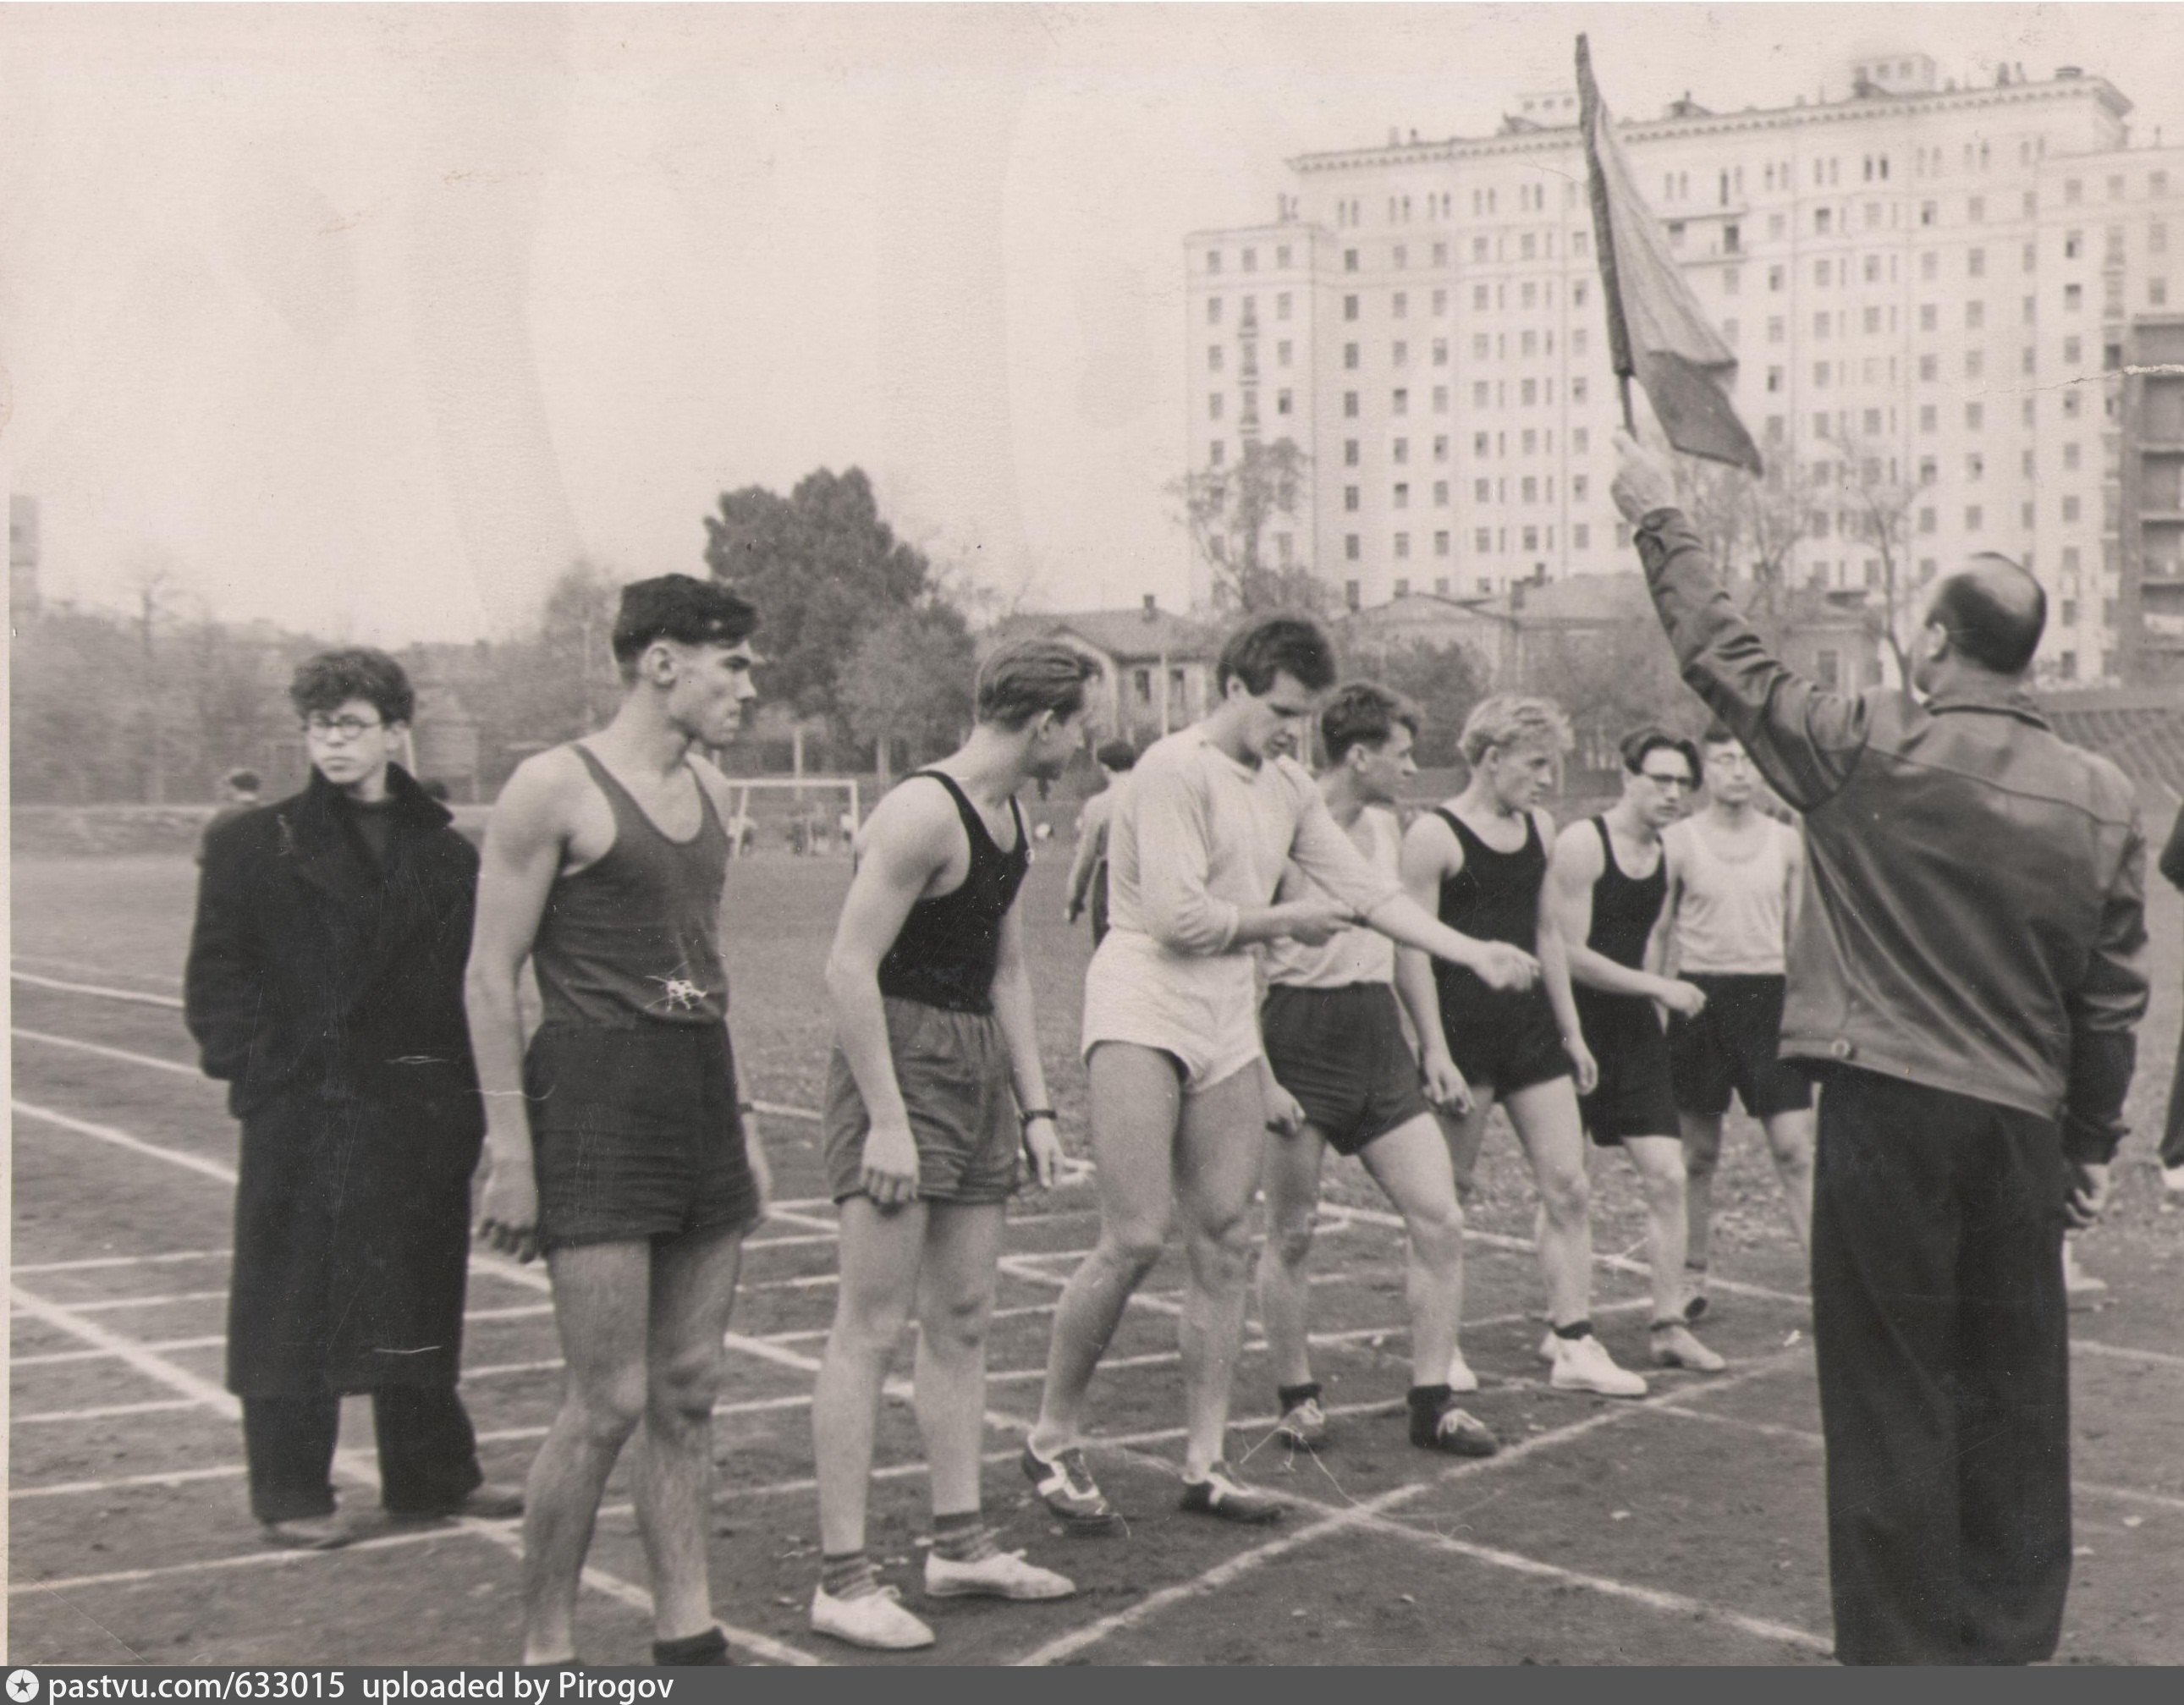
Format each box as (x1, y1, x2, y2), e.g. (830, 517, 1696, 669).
(1615, 435, 2148, 1667)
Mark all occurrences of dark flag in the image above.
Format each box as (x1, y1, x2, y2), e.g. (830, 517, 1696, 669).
(1576, 34, 1764, 475)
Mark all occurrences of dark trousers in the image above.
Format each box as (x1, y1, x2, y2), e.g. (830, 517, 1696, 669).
(242, 1384, 483, 1524)
(1810, 1068, 2072, 1665)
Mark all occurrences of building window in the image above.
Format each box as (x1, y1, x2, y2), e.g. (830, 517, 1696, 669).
(1967, 401, 1984, 430)
(1966, 301, 1984, 330)
(1920, 508, 1937, 534)
(2063, 336, 2082, 365)
(1393, 437, 1410, 465)
(1344, 249, 1359, 272)
(1206, 250, 1222, 274)
(1345, 580, 1361, 610)
(1393, 483, 1409, 509)
(1344, 486, 1361, 512)
(1345, 392, 1359, 419)
(1276, 293, 1291, 320)
(1393, 291, 1408, 319)
(1817, 650, 1841, 690)
(1208, 345, 1224, 373)
(1919, 354, 1938, 381)
(1207, 298, 1222, 326)
(1344, 343, 1360, 370)
(1433, 435, 1449, 461)
(1208, 394, 1224, 421)
(1208, 442, 1224, 466)
(1392, 340, 1409, 366)
(1344, 439, 1360, 467)
(1573, 427, 1589, 454)
(1475, 528, 1493, 553)
(1345, 537, 1361, 562)
(1434, 531, 1450, 557)
(1392, 388, 1409, 415)
(1966, 505, 1983, 531)
(2062, 496, 2081, 522)
(1394, 534, 1411, 560)
(1344, 294, 1360, 322)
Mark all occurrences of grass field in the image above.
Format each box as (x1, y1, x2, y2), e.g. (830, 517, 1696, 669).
(10, 843, 2184, 1666)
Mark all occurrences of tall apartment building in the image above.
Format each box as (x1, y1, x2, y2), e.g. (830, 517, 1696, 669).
(1186, 54, 2184, 685)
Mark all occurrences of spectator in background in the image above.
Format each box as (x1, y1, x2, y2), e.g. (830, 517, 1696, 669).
(185, 652, 515, 1549)
(196, 768, 261, 865)
(2163, 801, 2184, 1202)
(1064, 740, 1137, 946)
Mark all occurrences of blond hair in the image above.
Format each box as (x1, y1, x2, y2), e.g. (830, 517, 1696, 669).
(1459, 694, 1572, 767)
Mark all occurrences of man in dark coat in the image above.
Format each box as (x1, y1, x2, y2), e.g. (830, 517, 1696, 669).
(187, 648, 520, 1548)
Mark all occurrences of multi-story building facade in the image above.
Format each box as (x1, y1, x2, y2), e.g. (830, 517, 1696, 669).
(1186, 54, 2184, 684)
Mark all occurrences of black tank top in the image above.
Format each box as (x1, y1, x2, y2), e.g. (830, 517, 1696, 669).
(1586, 817, 1668, 970)
(1432, 806, 1545, 1007)
(534, 745, 732, 1027)
(876, 771, 1031, 1015)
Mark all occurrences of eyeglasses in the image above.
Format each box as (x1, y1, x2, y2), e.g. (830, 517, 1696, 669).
(1639, 771, 1696, 791)
(303, 715, 383, 742)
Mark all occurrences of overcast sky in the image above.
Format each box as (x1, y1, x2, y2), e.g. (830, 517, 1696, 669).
(7, 3, 2183, 641)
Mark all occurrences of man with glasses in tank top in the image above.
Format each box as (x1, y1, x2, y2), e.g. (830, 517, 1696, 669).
(1400, 695, 1650, 1398)
(1659, 725, 1815, 1321)
(466, 575, 766, 1669)
(1547, 729, 1724, 1375)
(804, 641, 1096, 1650)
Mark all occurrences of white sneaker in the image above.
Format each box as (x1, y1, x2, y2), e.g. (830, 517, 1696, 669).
(1649, 1322, 1726, 1372)
(1549, 1333, 1648, 1398)
(811, 1582, 935, 1650)
(925, 1547, 1075, 1602)
(1446, 1350, 1481, 1394)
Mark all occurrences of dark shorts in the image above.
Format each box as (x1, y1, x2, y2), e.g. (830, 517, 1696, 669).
(1439, 978, 1570, 1099)
(1668, 973, 1814, 1119)
(822, 997, 1020, 1206)
(524, 1022, 762, 1252)
(1576, 992, 1681, 1146)
(1263, 982, 1433, 1158)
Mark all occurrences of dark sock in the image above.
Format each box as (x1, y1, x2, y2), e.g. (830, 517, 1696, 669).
(1553, 1319, 1594, 1341)
(1406, 1383, 1452, 1414)
(931, 1509, 996, 1564)
(820, 1549, 877, 1601)
(1278, 1381, 1323, 1411)
(651, 1628, 729, 1667)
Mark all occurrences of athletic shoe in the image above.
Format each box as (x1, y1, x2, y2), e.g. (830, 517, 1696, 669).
(2165, 1163, 2184, 1201)
(1445, 1350, 1481, 1395)
(1548, 1333, 1648, 1398)
(1411, 1399, 1499, 1457)
(1020, 1443, 1124, 1534)
(1178, 1460, 1284, 1525)
(1648, 1322, 1727, 1372)
(925, 1548, 1075, 1602)
(811, 1583, 935, 1651)
(1274, 1394, 1330, 1451)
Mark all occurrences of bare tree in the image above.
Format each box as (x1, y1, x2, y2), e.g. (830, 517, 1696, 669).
(1674, 454, 1824, 623)
(1168, 437, 1323, 613)
(121, 555, 182, 802)
(1820, 433, 1921, 683)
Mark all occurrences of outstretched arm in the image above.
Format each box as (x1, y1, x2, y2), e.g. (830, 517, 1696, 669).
(465, 757, 575, 1262)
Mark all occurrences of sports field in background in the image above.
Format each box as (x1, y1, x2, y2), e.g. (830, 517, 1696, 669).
(11, 843, 2184, 1666)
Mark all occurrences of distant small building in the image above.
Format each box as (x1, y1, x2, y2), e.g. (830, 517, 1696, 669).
(991, 597, 1218, 745)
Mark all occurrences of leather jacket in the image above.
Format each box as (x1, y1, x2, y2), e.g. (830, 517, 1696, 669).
(1637, 508, 2148, 1160)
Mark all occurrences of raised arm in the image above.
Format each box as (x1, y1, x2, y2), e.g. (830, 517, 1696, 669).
(184, 820, 263, 1086)
(1614, 433, 1868, 812)
(465, 756, 575, 1262)
(822, 782, 960, 1207)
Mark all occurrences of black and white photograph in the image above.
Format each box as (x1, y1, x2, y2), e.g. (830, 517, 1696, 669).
(7, 0, 2184, 1669)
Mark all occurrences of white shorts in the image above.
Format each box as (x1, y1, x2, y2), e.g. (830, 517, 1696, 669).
(1081, 930, 1263, 1095)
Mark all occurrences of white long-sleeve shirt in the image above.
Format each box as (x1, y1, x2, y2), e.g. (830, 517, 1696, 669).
(1103, 727, 1405, 958)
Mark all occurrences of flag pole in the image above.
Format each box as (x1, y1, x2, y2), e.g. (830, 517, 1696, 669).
(1576, 35, 1638, 438)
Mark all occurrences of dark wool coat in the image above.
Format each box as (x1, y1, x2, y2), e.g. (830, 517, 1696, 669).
(184, 766, 486, 1395)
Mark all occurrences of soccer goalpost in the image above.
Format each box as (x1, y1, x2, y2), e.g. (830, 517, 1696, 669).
(721, 775, 864, 857)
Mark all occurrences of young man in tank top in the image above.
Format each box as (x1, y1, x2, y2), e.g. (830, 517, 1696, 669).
(1547, 729, 1724, 1374)
(467, 575, 766, 1669)
(1399, 695, 1650, 1398)
(1023, 617, 1539, 1529)
(805, 641, 1095, 1650)
(1257, 684, 1501, 1462)
(1659, 724, 1815, 1317)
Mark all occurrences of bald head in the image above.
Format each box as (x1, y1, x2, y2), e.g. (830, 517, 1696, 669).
(1926, 553, 2045, 678)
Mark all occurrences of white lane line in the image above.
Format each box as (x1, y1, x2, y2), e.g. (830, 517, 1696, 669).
(11, 1008, 824, 1125)
(12, 953, 184, 987)
(11, 1523, 500, 1598)
(7, 1276, 828, 1667)
(14, 1100, 238, 1184)
(15, 1336, 225, 1367)
(1274, 1480, 1834, 1655)
(12, 1290, 228, 1317)
(1011, 1349, 1810, 1666)
(13, 1399, 202, 1427)
(12, 971, 184, 1009)
(12, 1250, 231, 1275)
(2074, 1338, 2184, 1373)
(1654, 1402, 2184, 1517)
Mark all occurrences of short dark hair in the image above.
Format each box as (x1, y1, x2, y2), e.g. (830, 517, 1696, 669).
(1699, 722, 1737, 750)
(1217, 613, 1339, 696)
(1928, 553, 2046, 676)
(976, 639, 1103, 730)
(1096, 740, 1139, 772)
(1620, 726, 1700, 780)
(1321, 681, 1420, 762)
(289, 649, 415, 726)
(612, 575, 761, 679)
(224, 768, 261, 794)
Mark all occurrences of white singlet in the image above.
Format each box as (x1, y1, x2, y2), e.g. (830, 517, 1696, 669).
(1664, 814, 1797, 976)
